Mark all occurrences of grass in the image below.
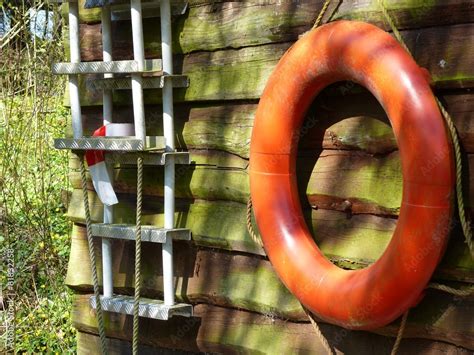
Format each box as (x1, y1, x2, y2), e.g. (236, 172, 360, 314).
(1, 1, 77, 352)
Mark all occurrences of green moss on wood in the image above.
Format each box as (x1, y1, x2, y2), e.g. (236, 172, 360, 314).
(307, 151, 403, 214)
(72, 293, 474, 351)
(66, 192, 474, 282)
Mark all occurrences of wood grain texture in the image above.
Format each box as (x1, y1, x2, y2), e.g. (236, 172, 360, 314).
(68, 0, 474, 31)
(73, 293, 474, 351)
(76, 327, 473, 355)
(67, 23, 474, 106)
(66, 220, 473, 313)
(77, 91, 474, 156)
(67, 149, 474, 219)
(65, 194, 473, 282)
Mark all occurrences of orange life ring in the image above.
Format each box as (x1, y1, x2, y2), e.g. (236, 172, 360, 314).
(249, 21, 455, 330)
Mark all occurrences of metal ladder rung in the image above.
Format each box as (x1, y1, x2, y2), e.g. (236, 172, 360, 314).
(90, 295, 193, 320)
(111, 2, 188, 20)
(54, 137, 165, 151)
(82, 0, 155, 7)
(88, 75, 189, 91)
(91, 224, 191, 243)
(105, 151, 191, 165)
(51, 0, 187, 16)
(52, 59, 162, 75)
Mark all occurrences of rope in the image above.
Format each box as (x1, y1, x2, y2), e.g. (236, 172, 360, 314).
(132, 156, 144, 355)
(376, 0, 409, 53)
(312, 0, 333, 30)
(377, 0, 473, 259)
(79, 155, 108, 354)
(391, 310, 409, 355)
(435, 99, 473, 257)
(246, 197, 263, 248)
(303, 307, 335, 355)
(428, 282, 474, 297)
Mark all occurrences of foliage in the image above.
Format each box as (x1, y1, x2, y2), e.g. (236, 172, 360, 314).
(1, 0, 76, 352)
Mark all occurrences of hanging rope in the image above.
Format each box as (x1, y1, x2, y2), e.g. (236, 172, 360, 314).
(303, 307, 335, 355)
(132, 156, 144, 355)
(390, 310, 409, 355)
(312, 0, 333, 30)
(79, 155, 108, 355)
(428, 282, 474, 297)
(246, 198, 263, 248)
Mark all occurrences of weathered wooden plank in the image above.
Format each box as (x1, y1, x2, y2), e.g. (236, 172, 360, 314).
(68, 145, 474, 219)
(73, 293, 474, 351)
(69, 0, 474, 33)
(68, 149, 402, 216)
(76, 332, 184, 355)
(78, 91, 474, 156)
(66, 215, 474, 308)
(79, 103, 255, 159)
(65, 186, 473, 281)
(76, 324, 473, 355)
(69, 23, 474, 105)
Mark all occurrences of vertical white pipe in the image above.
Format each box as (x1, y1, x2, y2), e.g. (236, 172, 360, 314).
(131, 0, 146, 141)
(161, 0, 175, 306)
(101, 5, 114, 299)
(102, 5, 113, 125)
(68, 2, 82, 138)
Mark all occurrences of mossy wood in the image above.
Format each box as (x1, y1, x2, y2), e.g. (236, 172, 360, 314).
(78, 91, 474, 156)
(76, 325, 472, 355)
(66, 23, 474, 106)
(67, 0, 474, 33)
(72, 293, 474, 351)
(66, 222, 473, 318)
(66, 140, 474, 280)
(67, 149, 474, 219)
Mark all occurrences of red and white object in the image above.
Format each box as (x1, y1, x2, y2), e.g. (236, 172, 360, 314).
(85, 123, 135, 206)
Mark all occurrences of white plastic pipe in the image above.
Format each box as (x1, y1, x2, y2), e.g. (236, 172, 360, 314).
(68, 2, 82, 138)
(131, 0, 146, 142)
(160, 0, 175, 306)
(101, 5, 114, 299)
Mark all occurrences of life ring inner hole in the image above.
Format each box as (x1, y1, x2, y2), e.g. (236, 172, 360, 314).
(295, 82, 402, 268)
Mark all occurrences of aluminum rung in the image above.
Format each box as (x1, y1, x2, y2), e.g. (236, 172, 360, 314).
(54, 137, 165, 151)
(52, 59, 162, 75)
(81, 0, 188, 13)
(89, 75, 190, 91)
(90, 295, 193, 320)
(91, 224, 191, 243)
(111, 2, 188, 19)
(105, 151, 191, 165)
(83, 0, 154, 7)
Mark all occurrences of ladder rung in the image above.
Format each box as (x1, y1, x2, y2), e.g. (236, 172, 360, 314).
(54, 137, 165, 152)
(52, 59, 162, 75)
(90, 295, 193, 320)
(83, 0, 153, 7)
(91, 224, 191, 243)
(88, 75, 189, 91)
(105, 152, 191, 165)
(110, 2, 188, 20)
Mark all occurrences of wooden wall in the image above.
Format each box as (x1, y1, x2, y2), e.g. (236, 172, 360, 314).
(63, 0, 474, 353)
